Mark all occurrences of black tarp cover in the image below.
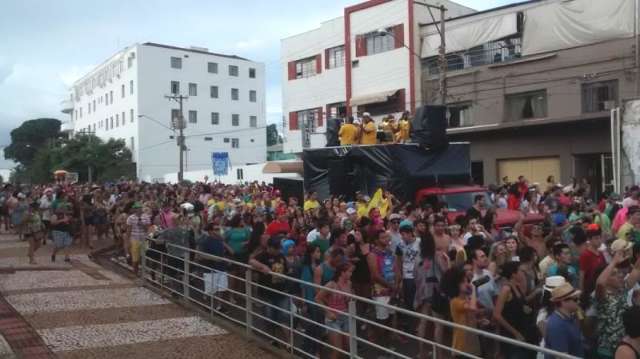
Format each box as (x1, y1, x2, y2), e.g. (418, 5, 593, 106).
(303, 143, 471, 201)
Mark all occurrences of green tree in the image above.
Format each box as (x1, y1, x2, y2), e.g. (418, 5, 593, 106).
(4, 118, 61, 166)
(266, 123, 282, 146)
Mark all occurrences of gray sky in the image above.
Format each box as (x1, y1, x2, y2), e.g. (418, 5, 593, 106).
(0, 0, 519, 145)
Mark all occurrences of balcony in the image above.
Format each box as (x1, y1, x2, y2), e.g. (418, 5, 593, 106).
(424, 35, 522, 75)
(60, 99, 73, 114)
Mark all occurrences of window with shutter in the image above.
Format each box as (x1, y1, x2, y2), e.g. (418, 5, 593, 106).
(289, 112, 299, 130)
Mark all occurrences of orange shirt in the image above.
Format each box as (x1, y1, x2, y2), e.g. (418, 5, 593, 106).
(360, 121, 377, 145)
(338, 123, 359, 145)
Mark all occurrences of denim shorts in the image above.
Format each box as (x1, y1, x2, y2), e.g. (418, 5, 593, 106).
(325, 314, 349, 333)
(52, 230, 72, 249)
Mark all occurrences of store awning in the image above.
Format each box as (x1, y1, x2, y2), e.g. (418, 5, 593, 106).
(262, 161, 304, 174)
(350, 89, 398, 106)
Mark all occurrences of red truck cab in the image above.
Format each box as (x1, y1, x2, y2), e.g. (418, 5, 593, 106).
(415, 185, 543, 228)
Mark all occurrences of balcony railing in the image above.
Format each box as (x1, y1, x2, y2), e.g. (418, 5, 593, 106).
(60, 99, 74, 114)
(424, 36, 523, 75)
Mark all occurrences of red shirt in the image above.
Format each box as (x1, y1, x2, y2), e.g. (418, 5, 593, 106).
(507, 194, 520, 210)
(265, 220, 290, 236)
(579, 248, 605, 293)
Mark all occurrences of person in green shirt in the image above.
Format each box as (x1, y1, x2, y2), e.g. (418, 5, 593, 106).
(617, 206, 640, 244)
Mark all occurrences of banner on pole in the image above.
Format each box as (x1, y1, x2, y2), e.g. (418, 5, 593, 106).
(212, 152, 230, 176)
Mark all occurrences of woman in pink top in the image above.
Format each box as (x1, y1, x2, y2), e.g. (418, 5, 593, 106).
(316, 262, 354, 359)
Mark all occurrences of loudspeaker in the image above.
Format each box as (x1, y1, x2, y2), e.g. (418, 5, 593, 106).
(328, 159, 353, 198)
(325, 118, 343, 147)
(411, 105, 448, 150)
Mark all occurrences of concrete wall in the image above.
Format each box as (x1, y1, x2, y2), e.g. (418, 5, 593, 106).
(163, 163, 300, 184)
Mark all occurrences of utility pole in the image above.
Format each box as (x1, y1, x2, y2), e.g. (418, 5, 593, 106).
(418, 2, 447, 105)
(439, 5, 447, 105)
(165, 94, 188, 182)
(78, 129, 96, 183)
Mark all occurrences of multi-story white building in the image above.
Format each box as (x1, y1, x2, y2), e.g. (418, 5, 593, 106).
(61, 42, 266, 182)
(281, 0, 474, 153)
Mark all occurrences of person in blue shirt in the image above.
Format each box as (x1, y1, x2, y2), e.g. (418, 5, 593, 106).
(544, 282, 584, 358)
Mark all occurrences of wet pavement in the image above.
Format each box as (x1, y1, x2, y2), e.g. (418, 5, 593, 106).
(0, 231, 277, 359)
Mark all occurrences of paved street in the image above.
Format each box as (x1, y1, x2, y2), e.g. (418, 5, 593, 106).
(0, 233, 276, 358)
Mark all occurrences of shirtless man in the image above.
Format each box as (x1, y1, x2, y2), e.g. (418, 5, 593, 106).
(432, 215, 451, 252)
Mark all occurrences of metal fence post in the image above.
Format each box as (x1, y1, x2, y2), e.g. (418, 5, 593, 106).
(245, 269, 253, 336)
(183, 249, 190, 300)
(348, 300, 358, 358)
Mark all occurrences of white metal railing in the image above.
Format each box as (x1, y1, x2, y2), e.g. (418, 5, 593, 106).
(140, 241, 579, 359)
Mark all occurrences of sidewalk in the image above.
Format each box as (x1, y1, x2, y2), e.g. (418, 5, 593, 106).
(0, 232, 276, 358)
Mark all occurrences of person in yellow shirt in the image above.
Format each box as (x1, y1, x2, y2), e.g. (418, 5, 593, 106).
(360, 113, 377, 145)
(338, 117, 359, 146)
(381, 115, 397, 144)
(396, 111, 411, 143)
(303, 191, 320, 212)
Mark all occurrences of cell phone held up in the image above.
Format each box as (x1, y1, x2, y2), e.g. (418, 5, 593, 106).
(472, 275, 491, 288)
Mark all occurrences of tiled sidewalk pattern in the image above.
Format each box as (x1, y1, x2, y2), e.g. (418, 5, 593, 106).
(0, 232, 274, 358)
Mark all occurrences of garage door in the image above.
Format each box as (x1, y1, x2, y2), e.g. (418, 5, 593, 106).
(497, 157, 560, 186)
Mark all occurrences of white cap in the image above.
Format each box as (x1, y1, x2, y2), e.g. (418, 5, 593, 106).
(346, 208, 356, 215)
(363, 112, 371, 117)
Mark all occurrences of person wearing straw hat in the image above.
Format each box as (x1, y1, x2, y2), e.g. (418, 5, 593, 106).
(543, 282, 584, 358)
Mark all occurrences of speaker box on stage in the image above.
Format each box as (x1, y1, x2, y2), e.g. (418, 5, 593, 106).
(325, 118, 343, 147)
(411, 105, 448, 150)
(328, 159, 354, 198)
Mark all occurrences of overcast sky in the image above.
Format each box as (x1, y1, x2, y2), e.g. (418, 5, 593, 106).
(0, 0, 519, 146)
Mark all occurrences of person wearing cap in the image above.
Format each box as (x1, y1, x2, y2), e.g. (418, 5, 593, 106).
(543, 282, 584, 358)
(388, 213, 402, 252)
(338, 116, 359, 146)
(265, 206, 290, 237)
(249, 236, 290, 344)
(396, 220, 420, 311)
(595, 247, 640, 358)
(126, 202, 151, 274)
(579, 224, 606, 300)
(359, 113, 377, 145)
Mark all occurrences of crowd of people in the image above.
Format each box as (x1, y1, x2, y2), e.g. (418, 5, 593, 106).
(4, 176, 640, 359)
(338, 111, 412, 146)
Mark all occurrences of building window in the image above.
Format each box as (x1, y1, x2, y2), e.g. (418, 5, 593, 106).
(365, 29, 394, 55)
(188, 110, 197, 123)
(121, 84, 125, 98)
(211, 112, 219, 125)
(105, 118, 108, 130)
(130, 109, 134, 123)
(130, 137, 135, 153)
(232, 114, 240, 126)
(231, 88, 239, 101)
(223, 138, 230, 143)
(128, 55, 134, 68)
(250, 116, 257, 128)
(171, 56, 182, 69)
(447, 102, 473, 128)
(297, 108, 321, 133)
(236, 168, 243, 179)
(582, 80, 618, 113)
(171, 81, 180, 95)
(110, 117, 114, 129)
(208, 62, 218, 73)
(295, 57, 316, 79)
(249, 68, 256, 78)
(92, 100, 96, 112)
(327, 45, 345, 69)
(110, 91, 113, 104)
(87, 102, 91, 114)
(232, 138, 239, 148)
(189, 83, 197, 96)
(80, 107, 83, 118)
(204, 137, 213, 141)
(249, 90, 257, 102)
(130, 80, 134, 95)
(122, 111, 125, 125)
(116, 114, 119, 127)
(229, 65, 239, 76)
(505, 90, 547, 121)
(210, 86, 218, 98)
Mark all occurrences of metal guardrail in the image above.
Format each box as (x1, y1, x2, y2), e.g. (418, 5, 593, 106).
(140, 242, 579, 359)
